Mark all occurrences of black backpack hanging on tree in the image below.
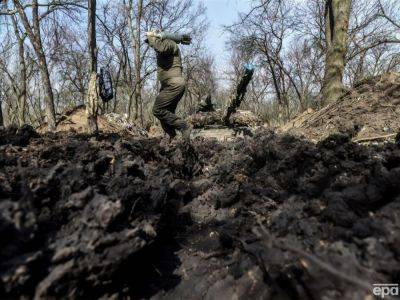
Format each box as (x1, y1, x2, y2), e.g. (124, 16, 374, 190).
(99, 67, 114, 102)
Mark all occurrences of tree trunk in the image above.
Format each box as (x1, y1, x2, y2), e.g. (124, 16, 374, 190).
(86, 73, 99, 134)
(88, 0, 97, 74)
(322, 0, 351, 104)
(17, 39, 27, 126)
(0, 91, 3, 127)
(86, 0, 98, 134)
(354, 51, 366, 83)
(12, 15, 27, 126)
(135, 0, 143, 124)
(0, 103, 3, 127)
(128, 0, 143, 122)
(13, 0, 56, 130)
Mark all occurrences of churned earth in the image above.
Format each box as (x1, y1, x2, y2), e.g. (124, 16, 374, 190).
(1, 124, 400, 299)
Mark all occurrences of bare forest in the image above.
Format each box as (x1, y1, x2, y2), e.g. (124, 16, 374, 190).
(0, 1, 398, 128)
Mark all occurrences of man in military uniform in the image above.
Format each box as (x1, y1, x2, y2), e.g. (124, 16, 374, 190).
(146, 31, 191, 140)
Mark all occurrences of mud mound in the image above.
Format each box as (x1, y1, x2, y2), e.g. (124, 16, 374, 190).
(1, 127, 400, 299)
(37, 106, 147, 137)
(282, 72, 400, 142)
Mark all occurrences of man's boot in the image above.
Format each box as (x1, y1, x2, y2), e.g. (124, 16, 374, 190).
(175, 120, 192, 141)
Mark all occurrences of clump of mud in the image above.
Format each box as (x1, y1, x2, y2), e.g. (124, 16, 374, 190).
(1, 126, 400, 299)
(282, 72, 400, 142)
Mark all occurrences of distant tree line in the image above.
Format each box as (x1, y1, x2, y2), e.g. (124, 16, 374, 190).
(0, 0, 399, 128)
(227, 0, 400, 124)
(0, 0, 211, 129)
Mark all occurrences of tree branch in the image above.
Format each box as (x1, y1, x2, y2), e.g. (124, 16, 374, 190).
(377, 0, 400, 29)
(348, 38, 400, 60)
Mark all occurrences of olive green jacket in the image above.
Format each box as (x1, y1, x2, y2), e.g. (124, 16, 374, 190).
(149, 38, 183, 83)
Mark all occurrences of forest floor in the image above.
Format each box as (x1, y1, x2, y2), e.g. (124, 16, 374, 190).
(1, 73, 400, 299)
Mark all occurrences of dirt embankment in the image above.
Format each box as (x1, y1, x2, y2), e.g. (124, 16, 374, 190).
(282, 72, 400, 142)
(1, 125, 400, 299)
(37, 106, 147, 137)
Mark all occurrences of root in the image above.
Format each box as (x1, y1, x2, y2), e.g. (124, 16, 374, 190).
(353, 133, 397, 143)
(253, 221, 373, 294)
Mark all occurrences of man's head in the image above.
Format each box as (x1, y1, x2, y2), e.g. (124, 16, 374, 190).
(145, 30, 159, 44)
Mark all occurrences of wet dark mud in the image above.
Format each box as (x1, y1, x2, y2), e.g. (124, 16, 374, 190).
(1, 126, 399, 299)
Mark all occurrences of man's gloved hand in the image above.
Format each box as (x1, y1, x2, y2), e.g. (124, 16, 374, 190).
(180, 34, 192, 45)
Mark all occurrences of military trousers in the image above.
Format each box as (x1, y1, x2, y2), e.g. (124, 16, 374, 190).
(153, 76, 187, 137)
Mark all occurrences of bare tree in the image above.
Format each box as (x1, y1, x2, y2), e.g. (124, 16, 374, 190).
(85, 0, 98, 133)
(12, 0, 56, 129)
(222, 0, 400, 124)
(227, 0, 304, 121)
(11, 14, 27, 126)
(126, 0, 143, 123)
(183, 52, 217, 114)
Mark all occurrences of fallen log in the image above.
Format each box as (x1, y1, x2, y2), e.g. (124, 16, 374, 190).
(187, 109, 262, 128)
